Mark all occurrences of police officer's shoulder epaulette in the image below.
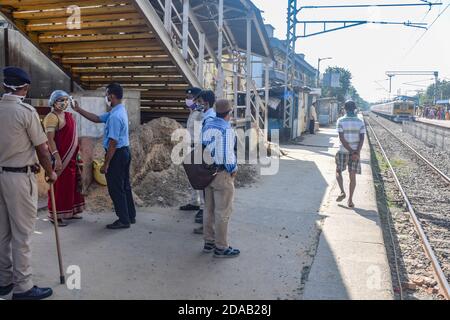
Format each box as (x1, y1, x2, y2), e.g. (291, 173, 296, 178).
(18, 101, 37, 112)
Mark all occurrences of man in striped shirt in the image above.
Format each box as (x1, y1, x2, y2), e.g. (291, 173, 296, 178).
(201, 99, 240, 258)
(335, 100, 366, 208)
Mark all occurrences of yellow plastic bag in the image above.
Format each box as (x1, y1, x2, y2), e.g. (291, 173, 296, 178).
(93, 159, 107, 186)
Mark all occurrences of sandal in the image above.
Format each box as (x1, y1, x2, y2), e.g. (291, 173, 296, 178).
(50, 219, 68, 227)
(68, 216, 82, 220)
(348, 201, 355, 208)
(214, 247, 240, 258)
(336, 192, 346, 202)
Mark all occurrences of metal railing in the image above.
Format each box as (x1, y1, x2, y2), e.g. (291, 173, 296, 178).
(154, 0, 205, 82)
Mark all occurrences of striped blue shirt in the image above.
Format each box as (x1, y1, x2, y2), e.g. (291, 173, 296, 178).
(202, 117, 237, 173)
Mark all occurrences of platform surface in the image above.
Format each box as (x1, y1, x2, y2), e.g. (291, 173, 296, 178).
(1, 128, 393, 300)
(417, 118, 450, 129)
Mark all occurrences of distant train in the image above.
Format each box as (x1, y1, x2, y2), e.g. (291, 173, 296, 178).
(370, 100, 416, 122)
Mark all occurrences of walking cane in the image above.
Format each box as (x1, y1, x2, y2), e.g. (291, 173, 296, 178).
(49, 181, 65, 285)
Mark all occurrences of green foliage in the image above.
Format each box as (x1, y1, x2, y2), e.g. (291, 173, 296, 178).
(322, 66, 369, 110)
(417, 80, 450, 105)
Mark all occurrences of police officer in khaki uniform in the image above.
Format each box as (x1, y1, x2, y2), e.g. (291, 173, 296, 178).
(0, 67, 57, 300)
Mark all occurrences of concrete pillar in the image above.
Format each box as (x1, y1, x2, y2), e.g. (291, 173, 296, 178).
(264, 59, 270, 141)
(198, 32, 205, 85)
(216, 0, 224, 98)
(182, 0, 189, 60)
(233, 56, 238, 119)
(245, 14, 252, 161)
(164, 0, 172, 35)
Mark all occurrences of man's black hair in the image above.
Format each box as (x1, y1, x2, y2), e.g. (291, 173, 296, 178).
(344, 100, 356, 111)
(106, 83, 123, 100)
(199, 90, 216, 107)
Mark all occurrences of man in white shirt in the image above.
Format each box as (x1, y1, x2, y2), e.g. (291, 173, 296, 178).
(335, 100, 366, 208)
(180, 87, 203, 212)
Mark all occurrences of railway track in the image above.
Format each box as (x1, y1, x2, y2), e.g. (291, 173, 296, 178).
(366, 115, 450, 300)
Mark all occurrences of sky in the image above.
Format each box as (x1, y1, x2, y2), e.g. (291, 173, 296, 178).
(252, 0, 450, 103)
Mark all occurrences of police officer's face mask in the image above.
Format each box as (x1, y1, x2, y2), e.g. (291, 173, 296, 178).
(185, 99, 195, 108)
(4, 84, 29, 100)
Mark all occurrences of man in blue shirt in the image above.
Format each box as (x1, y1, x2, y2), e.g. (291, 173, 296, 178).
(73, 83, 136, 229)
(201, 99, 239, 258)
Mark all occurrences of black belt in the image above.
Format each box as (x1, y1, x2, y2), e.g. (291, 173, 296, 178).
(1, 166, 31, 173)
(104, 146, 129, 152)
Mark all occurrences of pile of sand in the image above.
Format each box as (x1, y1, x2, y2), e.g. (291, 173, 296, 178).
(86, 117, 259, 212)
(87, 117, 189, 211)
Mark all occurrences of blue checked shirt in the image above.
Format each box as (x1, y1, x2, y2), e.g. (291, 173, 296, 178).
(99, 104, 130, 150)
(202, 117, 237, 173)
(203, 107, 216, 124)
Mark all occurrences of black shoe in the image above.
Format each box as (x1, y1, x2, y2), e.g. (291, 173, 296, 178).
(0, 283, 13, 296)
(106, 220, 130, 229)
(203, 242, 215, 253)
(179, 204, 200, 211)
(12, 286, 53, 300)
(130, 218, 136, 224)
(195, 210, 203, 224)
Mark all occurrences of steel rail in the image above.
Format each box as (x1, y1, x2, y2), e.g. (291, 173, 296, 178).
(366, 118, 450, 300)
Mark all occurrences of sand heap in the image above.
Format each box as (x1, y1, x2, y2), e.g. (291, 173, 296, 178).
(87, 117, 259, 212)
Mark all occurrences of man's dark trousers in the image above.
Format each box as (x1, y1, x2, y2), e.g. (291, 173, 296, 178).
(309, 119, 315, 134)
(105, 147, 136, 224)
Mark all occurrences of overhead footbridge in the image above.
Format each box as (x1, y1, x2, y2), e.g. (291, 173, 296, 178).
(0, 0, 272, 129)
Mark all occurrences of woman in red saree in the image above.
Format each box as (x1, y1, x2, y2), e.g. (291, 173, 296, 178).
(43, 90, 85, 227)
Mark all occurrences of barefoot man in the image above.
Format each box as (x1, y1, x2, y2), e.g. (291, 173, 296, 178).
(335, 100, 366, 208)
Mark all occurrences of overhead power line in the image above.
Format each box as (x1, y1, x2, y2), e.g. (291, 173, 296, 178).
(405, 1, 450, 55)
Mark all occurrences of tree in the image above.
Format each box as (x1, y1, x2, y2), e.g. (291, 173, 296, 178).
(417, 80, 450, 105)
(322, 66, 369, 110)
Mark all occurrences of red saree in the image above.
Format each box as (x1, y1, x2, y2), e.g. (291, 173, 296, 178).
(48, 112, 85, 219)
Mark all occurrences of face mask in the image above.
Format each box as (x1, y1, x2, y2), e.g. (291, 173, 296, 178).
(105, 96, 112, 108)
(54, 100, 69, 111)
(185, 99, 195, 108)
